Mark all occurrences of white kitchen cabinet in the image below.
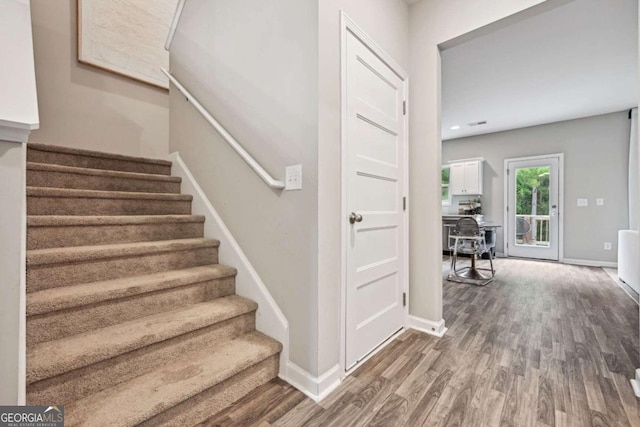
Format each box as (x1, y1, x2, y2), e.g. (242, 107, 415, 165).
(449, 159, 483, 195)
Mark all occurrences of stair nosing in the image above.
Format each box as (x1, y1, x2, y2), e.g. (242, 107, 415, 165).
(64, 331, 281, 427)
(27, 238, 220, 266)
(27, 143, 172, 167)
(27, 162, 181, 182)
(27, 265, 238, 316)
(27, 187, 192, 201)
(27, 296, 260, 384)
(27, 215, 206, 227)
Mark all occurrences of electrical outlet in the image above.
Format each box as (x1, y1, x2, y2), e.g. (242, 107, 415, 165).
(285, 164, 302, 190)
(577, 198, 588, 207)
(604, 242, 612, 250)
(596, 198, 604, 206)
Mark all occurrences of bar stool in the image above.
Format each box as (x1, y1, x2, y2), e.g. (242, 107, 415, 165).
(448, 217, 495, 286)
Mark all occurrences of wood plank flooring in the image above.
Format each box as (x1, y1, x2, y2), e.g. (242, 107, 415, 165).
(195, 259, 639, 426)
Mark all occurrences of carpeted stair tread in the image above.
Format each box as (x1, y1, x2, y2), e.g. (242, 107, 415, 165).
(27, 215, 206, 249)
(27, 265, 237, 316)
(28, 214, 205, 227)
(27, 238, 219, 267)
(27, 143, 172, 176)
(27, 296, 259, 384)
(27, 162, 182, 194)
(64, 331, 281, 427)
(27, 186, 192, 201)
(28, 143, 172, 167)
(27, 162, 181, 182)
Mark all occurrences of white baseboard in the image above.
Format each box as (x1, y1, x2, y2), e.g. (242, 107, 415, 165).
(563, 258, 617, 268)
(281, 362, 341, 403)
(169, 152, 290, 376)
(409, 316, 447, 337)
(631, 369, 640, 397)
(495, 252, 506, 258)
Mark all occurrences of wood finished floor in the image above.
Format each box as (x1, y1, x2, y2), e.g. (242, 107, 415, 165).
(195, 259, 640, 426)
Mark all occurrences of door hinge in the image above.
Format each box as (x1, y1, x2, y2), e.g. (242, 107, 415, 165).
(506, 168, 510, 175)
(403, 292, 406, 307)
(403, 196, 407, 211)
(403, 100, 407, 115)
(506, 205, 509, 212)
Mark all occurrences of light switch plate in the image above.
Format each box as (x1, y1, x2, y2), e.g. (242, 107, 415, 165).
(285, 165, 302, 190)
(604, 242, 612, 250)
(596, 198, 604, 206)
(577, 198, 588, 207)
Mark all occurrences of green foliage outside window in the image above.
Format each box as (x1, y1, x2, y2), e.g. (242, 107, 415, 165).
(516, 167, 550, 215)
(441, 167, 450, 203)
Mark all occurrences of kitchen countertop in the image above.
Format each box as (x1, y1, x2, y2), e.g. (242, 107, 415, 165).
(444, 222, 501, 228)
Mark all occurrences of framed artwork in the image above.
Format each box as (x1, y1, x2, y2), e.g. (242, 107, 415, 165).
(77, 0, 179, 89)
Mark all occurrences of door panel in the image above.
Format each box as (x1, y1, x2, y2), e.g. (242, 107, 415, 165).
(506, 156, 560, 260)
(464, 161, 480, 194)
(345, 30, 405, 370)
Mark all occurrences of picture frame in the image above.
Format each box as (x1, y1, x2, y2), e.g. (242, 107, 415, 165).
(77, 0, 179, 89)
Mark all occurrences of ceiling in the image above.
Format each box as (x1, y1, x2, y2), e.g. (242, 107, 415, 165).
(441, 0, 638, 141)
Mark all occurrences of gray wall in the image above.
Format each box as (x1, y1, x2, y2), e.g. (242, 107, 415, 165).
(407, 0, 553, 325)
(29, 0, 169, 158)
(443, 111, 630, 263)
(169, 0, 320, 375)
(169, 0, 410, 378)
(0, 141, 25, 404)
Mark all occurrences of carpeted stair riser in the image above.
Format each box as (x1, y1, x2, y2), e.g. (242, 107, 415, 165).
(139, 356, 279, 427)
(27, 163, 181, 194)
(27, 242, 219, 292)
(27, 313, 257, 405)
(27, 275, 236, 344)
(27, 143, 172, 176)
(28, 192, 192, 216)
(27, 216, 205, 249)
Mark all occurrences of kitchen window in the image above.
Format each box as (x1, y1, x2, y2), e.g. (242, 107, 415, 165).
(442, 166, 451, 206)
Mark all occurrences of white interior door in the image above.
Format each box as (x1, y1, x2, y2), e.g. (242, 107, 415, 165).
(506, 155, 561, 260)
(345, 30, 406, 370)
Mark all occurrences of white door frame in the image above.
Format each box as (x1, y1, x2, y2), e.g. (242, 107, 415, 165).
(339, 11, 410, 377)
(503, 153, 564, 262)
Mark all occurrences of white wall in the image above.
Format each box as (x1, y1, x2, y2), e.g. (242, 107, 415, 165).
(0, 0, 35, 405)
(443, 111, 630, 263)
(317, 0, 409, 376)
(0, 0, 39, 134)
(408, 0, 564, 325)
(0, 142, 26, 405)
(169, 0, 320, 375)
(29, 0, 169, 157)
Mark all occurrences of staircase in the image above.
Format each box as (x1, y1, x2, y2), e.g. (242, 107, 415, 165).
(25, 143, 282, 426)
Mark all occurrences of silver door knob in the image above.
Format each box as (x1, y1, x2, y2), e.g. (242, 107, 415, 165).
(349, 212, 363, 224)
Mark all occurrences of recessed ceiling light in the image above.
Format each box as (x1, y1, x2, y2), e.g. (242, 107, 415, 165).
(450, 125, 460, 130)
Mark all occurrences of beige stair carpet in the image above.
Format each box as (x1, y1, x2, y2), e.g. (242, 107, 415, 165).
(26, 143, 282, 426)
